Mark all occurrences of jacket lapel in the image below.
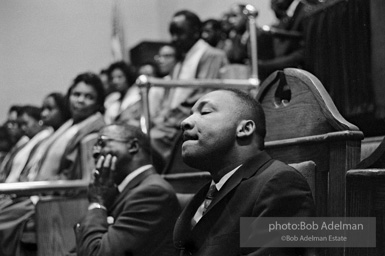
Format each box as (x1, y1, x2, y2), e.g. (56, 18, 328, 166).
(110, 167, 156, 210)
(174, 182, 211, 247)
(197, 151, 272, 219)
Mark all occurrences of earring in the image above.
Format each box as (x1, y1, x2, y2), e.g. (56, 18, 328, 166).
(38, 120, 44, 126)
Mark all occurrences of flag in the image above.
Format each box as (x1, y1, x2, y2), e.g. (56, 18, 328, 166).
(111, 0, 125, 61)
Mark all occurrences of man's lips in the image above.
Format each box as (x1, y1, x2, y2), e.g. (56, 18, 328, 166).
(182, 132, 198, 142)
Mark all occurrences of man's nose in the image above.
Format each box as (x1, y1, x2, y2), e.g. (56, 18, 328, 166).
(180, 116, 193, 131)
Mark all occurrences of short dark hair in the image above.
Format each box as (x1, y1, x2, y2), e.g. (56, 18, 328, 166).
(224, 89, 266, 148)
(110, 122, 151, 156)
(67, 72, 106, 114)
(173, 10, 202, 34)
(19, 105, 41, 121)
(107, 61, 138, 87)
(45, 92, 71, 121)
(203, 18, 221, 30)
(8, 105, 23, 116)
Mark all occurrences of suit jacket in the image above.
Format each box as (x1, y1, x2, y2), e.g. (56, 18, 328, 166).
(75, 168, 181, 256)
(173, 151, 315, 256)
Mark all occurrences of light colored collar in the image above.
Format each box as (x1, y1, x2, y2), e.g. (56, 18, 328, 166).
(213, 165, 242, 191)
(287, 0, 301, 18)
(117, 164, 153, 192)
(16, 135, 30, 147)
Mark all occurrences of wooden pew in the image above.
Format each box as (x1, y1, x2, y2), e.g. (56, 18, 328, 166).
(256, 68, 363, 256)
(346, 137, 385, 256)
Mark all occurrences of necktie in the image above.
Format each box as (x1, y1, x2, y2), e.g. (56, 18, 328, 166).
(202, 184, 218, 215)
(191, 184, 218, 227)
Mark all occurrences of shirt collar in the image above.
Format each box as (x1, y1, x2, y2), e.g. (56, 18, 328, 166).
(117, 164, 153, 192)
(212, 165, 242, 191)
(286, 0, 301, 18)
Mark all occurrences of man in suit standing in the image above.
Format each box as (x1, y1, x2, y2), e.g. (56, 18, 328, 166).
(74, 123, 181, 256)
(174, 89, 315, 255)
(258, 0, 320, 80)
(151, 10, 228, 167)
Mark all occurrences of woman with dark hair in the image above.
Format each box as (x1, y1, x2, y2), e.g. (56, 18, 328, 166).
(41, 92, 71, 130)
(0, 72, 106, 256)
(104, 61, 140, 125)
(16, 92, 71, 182)
(35, 72, 105, 181)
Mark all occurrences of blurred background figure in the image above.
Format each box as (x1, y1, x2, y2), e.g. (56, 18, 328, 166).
(18, 92, 71, 182)
(0, 106, 29, 181)
(0, 126, 12, 166)
(138, 61, 159, 77)
(154, 44, 178, 79)
(104, 61, 139, 125)
(35, 72, 105, 181)
(201, 19, 224, 48)
(4, 105, 51, 183)
(258, 0, 320, 79)
(99, 69, 111, 96)
(222, 3, 249, 64)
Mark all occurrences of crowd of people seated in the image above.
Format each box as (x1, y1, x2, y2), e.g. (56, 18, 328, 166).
(0, 1, 323, 255)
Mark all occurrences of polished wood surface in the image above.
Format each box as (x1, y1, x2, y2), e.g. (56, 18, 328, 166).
(347, 136, 385, 255)
(258, 68, 364, 256)
(36, 197, 89, 256)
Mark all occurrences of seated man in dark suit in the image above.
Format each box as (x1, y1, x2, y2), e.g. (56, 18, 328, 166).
(74, 123, 181, 256)
(174, 89, 315, 255)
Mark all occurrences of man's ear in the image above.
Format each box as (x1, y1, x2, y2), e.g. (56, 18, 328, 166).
(127, 139, 139, 154)
(236, 120, 256, 138)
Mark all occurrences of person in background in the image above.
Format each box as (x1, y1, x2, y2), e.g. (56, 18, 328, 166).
(0, 126, 12, 166)
(104, 61, 140, 125)
(0, 106, 29, 181)
(4, 105, 52, 183)
(35, 72, 106, 181)
(138, 61, 159, 78)
(257, 0, 320, 80)
(0, 72, 106, 256)
(151, 9, 228, 166)
(74, 123, 181, 256)
(174, 89, 315, 255)
(18, 92, 71, 182)
(154, 43, 178, 79)
(222, 3, 249, 64)
(201, 19, 224, 49)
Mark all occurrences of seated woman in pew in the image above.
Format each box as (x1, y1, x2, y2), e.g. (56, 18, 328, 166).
(17, 92, 71, 182)
(3, 105, 54, 183)
(34, 72, 106, 181)
(0, 72, 106, 256)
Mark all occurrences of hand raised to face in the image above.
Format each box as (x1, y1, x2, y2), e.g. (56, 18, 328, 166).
(89, 154, 119, 209)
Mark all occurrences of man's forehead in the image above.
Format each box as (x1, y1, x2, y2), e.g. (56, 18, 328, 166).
(194, 90, 235, 108)
(100, 125, 128, 139)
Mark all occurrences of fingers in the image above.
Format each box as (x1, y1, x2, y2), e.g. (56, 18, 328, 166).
(110, 156, 117, 180)
(101, 154, 112, 181)
(94, 154, 116, 184)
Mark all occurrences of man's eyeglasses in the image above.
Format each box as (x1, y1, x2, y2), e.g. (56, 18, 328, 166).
(94, 135, 131, 148)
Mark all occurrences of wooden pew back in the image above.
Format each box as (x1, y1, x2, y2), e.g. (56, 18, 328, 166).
(346, 137, 385, 256)
(257, 68, 363, 218)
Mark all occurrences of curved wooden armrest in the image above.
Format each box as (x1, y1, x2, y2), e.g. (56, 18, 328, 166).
(0, 180, 89, 196)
